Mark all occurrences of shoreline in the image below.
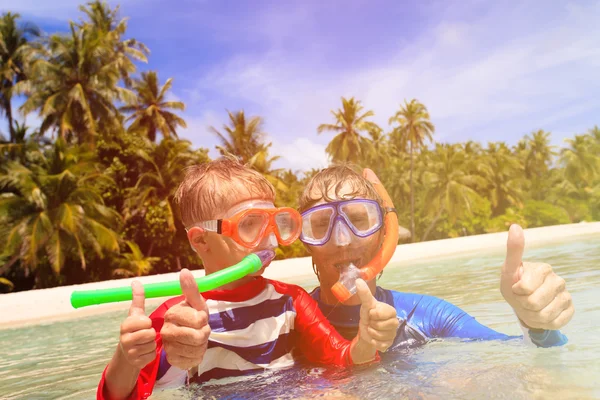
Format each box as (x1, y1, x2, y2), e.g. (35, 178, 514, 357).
(1, 221, 599, 330)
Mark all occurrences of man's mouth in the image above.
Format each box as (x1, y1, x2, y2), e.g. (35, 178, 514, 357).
(334, 258, 362, 270)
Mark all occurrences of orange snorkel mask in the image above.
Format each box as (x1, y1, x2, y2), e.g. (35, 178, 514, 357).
(299, 169, 399, 303)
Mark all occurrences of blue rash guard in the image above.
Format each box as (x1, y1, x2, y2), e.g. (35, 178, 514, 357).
(310, 286, 568, 349)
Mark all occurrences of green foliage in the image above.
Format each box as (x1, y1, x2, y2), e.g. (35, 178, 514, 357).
(523, 200, 570, 228)
(1, 1, 598, 292)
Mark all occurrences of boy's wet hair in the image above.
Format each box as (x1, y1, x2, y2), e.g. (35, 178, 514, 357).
(298, 163, 384, 213)
(175, 155, 276, 227)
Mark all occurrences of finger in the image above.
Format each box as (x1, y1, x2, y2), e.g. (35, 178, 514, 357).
(121, 315, 152, 334)
(366, 326, 395, 342)
(502, 224, 525, 285)
(356, 279, 376, 310)
(547, 303, 575, 330)
(126, 341, 157, 358)
(369, 305, 398, 321)
(164, 341, 208, 360)
(122, 327, 156, 347)
(538, 291, 572, 325)
(367, 318, 401, 332)
(180, 269, 208, 312)
(129, 280, 146, 317)
(162, 324, 211, 347)
(166, 354, 204, 371)
(514, 273, 565, 311)
(164, 306, 208, 330)
(512, 263, 553, 296)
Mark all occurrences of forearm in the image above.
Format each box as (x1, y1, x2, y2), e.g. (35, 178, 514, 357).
(103, 345, 141, 400)
(349, 336, 378, 365)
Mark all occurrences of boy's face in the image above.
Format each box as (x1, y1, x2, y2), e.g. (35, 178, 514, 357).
(303, 182, 384, 293)
(188, 196, 279, 281)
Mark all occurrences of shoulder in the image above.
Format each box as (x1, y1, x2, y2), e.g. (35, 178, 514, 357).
(265, 278, 310, 298)
(380, 287, 460, 313)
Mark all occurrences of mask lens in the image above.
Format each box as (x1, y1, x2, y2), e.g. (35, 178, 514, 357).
(340, 201, 381, 234)
(238, 212, 267, 244)
(274, 211, 298, 241)
(302, 207, 334, 242)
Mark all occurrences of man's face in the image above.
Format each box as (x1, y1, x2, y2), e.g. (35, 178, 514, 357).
(304, 182, 384, 291)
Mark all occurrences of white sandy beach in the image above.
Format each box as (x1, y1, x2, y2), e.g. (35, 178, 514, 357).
(1, 221, 598, 330)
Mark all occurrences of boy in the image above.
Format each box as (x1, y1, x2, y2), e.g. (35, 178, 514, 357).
(97, 157, 400, 400)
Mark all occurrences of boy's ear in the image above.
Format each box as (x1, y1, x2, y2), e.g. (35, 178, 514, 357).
(187, 227, 209, 253)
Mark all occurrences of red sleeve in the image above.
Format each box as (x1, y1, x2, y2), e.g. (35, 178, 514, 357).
(269, 280, 378, 367)
(96, 296, 184, 400)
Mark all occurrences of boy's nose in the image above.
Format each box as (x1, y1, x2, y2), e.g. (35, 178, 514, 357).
(260, 232, 278, 249)
(333, 220, 352, 247)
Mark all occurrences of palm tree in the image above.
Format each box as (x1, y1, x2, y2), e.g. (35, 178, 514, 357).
(317, 97, 378, 164)
(421, 144, 485, 241)
(0, 120, 48, 164)
(560, 135, 599, 189)
(481, 142, 524, 216)
(210, 110, 266, 163)
(0, 12, 40, 143)
(0, 139, 121, 286)
(522, 130, 555, 179)
(111, 241, 160, 277)
(388, 99, 435, 241)
(120, 71, 186, 142)
(16, 22, 129, 145)
(124, 138, 208, 256)
(247, 143, 288, 194)
(77, 1, 149, 88)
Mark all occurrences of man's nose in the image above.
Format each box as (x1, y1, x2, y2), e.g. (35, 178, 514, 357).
(333, 220, 352, 247)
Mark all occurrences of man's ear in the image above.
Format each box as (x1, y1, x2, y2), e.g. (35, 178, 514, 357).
(187, 227, 209, 253)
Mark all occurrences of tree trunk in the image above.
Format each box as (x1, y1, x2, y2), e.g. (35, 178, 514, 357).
(147, 242, 155, 257)
(422, 207, 444, 242)
(410, 141, 415, 242)
(6, 97, 15, 143)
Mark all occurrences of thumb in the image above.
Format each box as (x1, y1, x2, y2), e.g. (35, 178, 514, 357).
(503, 224, 525, 285)
(129, 280, 146, 317)
(356, 279, 376, 310)
(180, 269, 208, 312)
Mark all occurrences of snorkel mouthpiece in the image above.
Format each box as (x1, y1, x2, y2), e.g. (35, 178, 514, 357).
(255, 249, 276, 267)
(331, 263, 362, 302)
(330, 170, 399, 303)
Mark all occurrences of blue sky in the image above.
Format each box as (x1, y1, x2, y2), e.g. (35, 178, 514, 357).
(2, 0, 600, 171)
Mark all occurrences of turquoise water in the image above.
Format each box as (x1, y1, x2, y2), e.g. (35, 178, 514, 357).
(1, 234, 599, 399)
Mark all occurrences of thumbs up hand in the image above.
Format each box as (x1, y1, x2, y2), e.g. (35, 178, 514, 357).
(356, 279, 399, 352)
(161, 269, 211, 370)
(119, 281, 157, 369)
(500, 224, 574, 331)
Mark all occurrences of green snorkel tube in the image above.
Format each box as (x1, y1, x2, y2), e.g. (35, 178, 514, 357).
(70, 249, 276, 309)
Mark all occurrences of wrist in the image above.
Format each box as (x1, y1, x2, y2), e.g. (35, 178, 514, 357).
(350, 336, 378, 365)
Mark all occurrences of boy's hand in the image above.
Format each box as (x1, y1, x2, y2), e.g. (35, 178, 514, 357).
(119, 281, 157, 369)
(161, 269, 211, 370)
(356, 279, 399, 352)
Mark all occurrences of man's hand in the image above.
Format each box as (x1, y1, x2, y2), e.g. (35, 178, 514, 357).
(356, 279, 399, 351)
(160, 269, 211, 370)
(500, 224, 574, 331)
(119, 281, 157, 369)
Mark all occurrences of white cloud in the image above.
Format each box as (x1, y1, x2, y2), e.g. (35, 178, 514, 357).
(180, 0, 600, 170)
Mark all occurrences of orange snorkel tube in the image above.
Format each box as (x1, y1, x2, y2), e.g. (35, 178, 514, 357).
(330, 169, 399, 303)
